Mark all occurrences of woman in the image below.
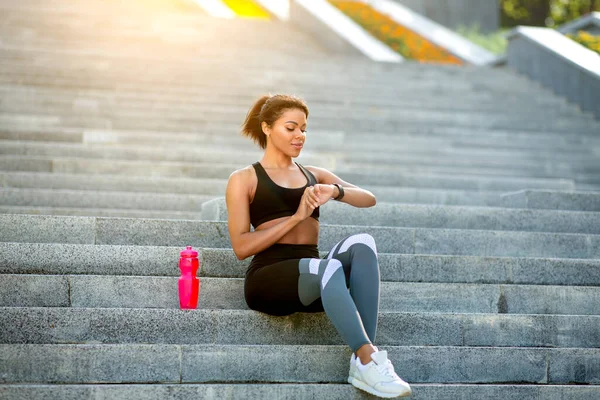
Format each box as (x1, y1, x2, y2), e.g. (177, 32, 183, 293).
(225, 94, 412, 398)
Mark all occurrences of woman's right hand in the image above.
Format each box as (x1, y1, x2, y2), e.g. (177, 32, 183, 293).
(294, 186, 320, 221)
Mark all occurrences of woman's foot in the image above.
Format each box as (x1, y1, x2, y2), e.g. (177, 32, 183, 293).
(349, 349, 412, 398)
(349, 345, 378, 384)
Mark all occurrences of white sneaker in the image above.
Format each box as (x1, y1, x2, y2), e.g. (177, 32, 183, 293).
(349, 353, 357, 384)
(350, 350, 412, 398)
(348, 346, 378, 384)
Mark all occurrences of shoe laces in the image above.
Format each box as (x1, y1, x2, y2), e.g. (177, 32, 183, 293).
(375, 360, 400, 380)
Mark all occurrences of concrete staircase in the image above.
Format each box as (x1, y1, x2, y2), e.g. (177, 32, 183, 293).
(1, 0, 600, 398)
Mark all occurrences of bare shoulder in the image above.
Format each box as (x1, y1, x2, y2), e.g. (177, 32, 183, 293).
(228, 164, 256, 182)
(227, 164, 258, 200)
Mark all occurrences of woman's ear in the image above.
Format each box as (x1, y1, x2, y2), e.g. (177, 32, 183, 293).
(261, 121, 270, 137)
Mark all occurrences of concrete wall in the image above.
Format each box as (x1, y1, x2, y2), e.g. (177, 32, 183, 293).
(290, 0, 402, 62)
(290, 0, 362, 56)
(391, 0, 500, 33)
(507, 27, 600, 120)
(558, 12, 600, 36)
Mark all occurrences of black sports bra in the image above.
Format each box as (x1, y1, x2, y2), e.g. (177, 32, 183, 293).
(249, 162, 320, 229)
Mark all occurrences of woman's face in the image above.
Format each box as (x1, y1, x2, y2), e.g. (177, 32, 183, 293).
(263, 108, 307, 157)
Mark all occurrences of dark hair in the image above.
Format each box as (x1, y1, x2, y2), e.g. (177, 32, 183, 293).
(241, 94, 309, 149)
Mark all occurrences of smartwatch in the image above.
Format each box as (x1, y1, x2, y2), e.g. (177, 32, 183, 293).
(332, 183, 345, 201)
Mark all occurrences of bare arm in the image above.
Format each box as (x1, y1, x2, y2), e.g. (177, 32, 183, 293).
(225, 169, 319, 260)
(307, 166, 376, 208)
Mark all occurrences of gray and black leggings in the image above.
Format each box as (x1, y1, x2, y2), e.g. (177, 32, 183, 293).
(244, 234, 380, 353)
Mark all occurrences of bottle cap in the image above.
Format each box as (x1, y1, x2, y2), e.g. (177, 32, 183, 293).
(180, 245, 198, 258)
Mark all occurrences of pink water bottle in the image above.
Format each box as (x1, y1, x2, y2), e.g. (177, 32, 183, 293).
(178, 246, 200, 309)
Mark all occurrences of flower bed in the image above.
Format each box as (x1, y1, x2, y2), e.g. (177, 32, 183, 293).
(566, 30, 600, 55)
(329, 0, 463, 64)
(222, 0, 270, 19)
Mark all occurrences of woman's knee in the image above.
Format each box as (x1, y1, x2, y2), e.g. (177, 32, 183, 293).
(347, 234, 380, 278)
(339, 233, 378, 256)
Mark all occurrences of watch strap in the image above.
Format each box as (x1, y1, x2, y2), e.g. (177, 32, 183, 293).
(332, 183, 344, 201)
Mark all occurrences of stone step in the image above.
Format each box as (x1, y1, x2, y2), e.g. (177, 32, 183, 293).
(0, 58, 553, 88)
(0, 241, 591, 284)
(576, 183, 600, 191)
(502, 190, 600, 212)
(0, 172, 506, 206)
(0, 172, 227, 195)
(2, 136, 598, 171)
(2, 307, 599, 348)
(15, 106, 598, 142)
(0, 45, 556, 83)
(0, 42, 334, 63)
(2, 123, 597, 158)
(2, 215, 599, 259)
(0, 58, 564, 83)
(0, 125, 334, 148)
(337, 163, 593, 181)
(0, 153, 587, 183)
(2, 109, 596, 139)
(3, 98, 595, 141)
(0, 48, 583, 97)
(2, 275, 599, 315)
(0, 26, 323, 46)
(0, 156, 576, 191)
(0, 343, 598, 384)
(0, 141, 335, 169)
(0, 78, 585, 114)
(340, 144, 598, 166)
(0, 87, 586, 128)
(436, 127, 600, 148)
(7, 124, 599, 160)
(0, 149, 591, 182)
(0, 43, 327, 62)
(0, 75, 592, 117)
(2, 101, 596, 134)
(0, 59, 549, 93)
(0, 0, 206, 12)
(0, 188, 214, 212)
(0, 19, 296, 38)
(0, 16, 316, 38)
(339, 170, 575, 191)
(0, 54, 542, 85)
(2, 243, 599, 287)
(4, 108, 600, 151)
(0, 45, 570, 96)
(0, 205, 205, 220)
(1, 383, 599, 400)
(0, 76, 580, 111)
(201, 198, 600, 235)
(2, 85, 587, 117)
(0, 127, 85, 143)
(0, 17, 316, 37)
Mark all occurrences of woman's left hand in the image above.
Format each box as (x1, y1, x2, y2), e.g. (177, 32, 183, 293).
(312, 184, 336, 207)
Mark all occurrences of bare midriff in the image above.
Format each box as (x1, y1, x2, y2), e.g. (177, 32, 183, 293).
(255, 216, 319, 245)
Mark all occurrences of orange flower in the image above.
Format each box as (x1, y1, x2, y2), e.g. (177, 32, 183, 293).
(330, 0, 463, 65)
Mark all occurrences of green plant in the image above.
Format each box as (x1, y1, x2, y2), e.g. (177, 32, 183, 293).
(567, 30, 600, 54)
(456, 24, 509, 55)
(500, 0, 600, 28)
(550, 0, 600, 26)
